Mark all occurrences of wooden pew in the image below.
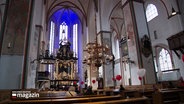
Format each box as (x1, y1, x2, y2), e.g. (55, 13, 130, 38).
(73, 96, 150, 104)
(7, 95, 122, 104)
(0, 89, 38, 104)
(0, 90, 121, 104)
(93, 89, 114, 96)
(124, 84, 162, 103)
(0, 90, 11, 104)
(10, 90, 105, 100)
(119, 89, 154, 104)
(152, 88, 184, 104)
(121, 90, 140, 98)
(136, 89, 155, 104)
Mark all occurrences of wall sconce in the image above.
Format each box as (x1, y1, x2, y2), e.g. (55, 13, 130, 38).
(122, 57, 134, 64)
(161, 0, 180, 19)
(127, 35, 131, 41)
(171, 7, 177, 16)
(7, 42, 11, 48)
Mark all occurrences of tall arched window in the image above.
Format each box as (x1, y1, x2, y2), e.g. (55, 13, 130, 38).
(73, 24, 78, 56)
(159, 48, 172, 71)
(59, 22, 68, 44)
(49, 21, 55, 54)
(48, 21, 55, 72)
(146, 4, 158, 22)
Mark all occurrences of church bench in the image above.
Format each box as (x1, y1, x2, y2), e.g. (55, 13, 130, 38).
(0, 89, 39, 104)
(73, 96, 150, 104)
(27, 90, 105, 99)
(119, 89, 154, 104)
(140, 90, 155, 103)
(7, 95, 122, 104)
(0, 90, 107, 104)
(93, 89, 141, 98)
(180, 91, 184, 102)
(93, 89, 114, 96)
(120, 90, 140, 98)
(124, 84, 162, 91)
(152, 88, 184, 104)
(0, 90, 11, 104)
(123, 84, 162, 103)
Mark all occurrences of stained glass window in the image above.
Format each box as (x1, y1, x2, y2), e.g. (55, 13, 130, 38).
(73, 24, 78, 57)
(49, 21, 55, 54)
(159, 48, 172, 71)
(59, 22, 68, 44)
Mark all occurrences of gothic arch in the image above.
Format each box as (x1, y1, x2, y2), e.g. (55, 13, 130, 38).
(46, 0, 92, 27)
(109, 1, 123, 38)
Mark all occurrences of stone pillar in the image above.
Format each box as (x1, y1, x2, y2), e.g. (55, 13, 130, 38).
(122, 0, 156, 84)
(98, 31, 114, 88)
(0, 0, 33, 89)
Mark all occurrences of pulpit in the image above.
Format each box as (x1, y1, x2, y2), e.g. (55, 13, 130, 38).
(167, 31, 184, 58)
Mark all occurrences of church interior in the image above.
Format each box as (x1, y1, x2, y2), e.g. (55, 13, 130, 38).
(0, 0, 184, 103)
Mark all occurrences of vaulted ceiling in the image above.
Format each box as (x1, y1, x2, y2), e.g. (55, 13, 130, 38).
(45, 0, 126, 38)
(46, 0, 93, 25)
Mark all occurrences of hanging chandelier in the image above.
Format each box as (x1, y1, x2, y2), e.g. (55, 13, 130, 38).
(83, 38, 113, 67)
(83, 11, 113, 67)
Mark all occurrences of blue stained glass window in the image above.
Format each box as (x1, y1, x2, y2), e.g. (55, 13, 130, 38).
(59, 22, 68, 44)
(49, 8, 80, 72)
(49, 21, 55, 54)
(73, 24, 78, 57)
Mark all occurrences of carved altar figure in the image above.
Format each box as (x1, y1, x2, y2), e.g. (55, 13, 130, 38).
(54, 72, 62, 79)
(53, 39, 77, 80)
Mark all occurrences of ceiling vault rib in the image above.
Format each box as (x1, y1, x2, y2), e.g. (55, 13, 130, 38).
(46, 1, 87, 25)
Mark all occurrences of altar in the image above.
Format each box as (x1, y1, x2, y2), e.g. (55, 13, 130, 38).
(36, 39, 78, 90)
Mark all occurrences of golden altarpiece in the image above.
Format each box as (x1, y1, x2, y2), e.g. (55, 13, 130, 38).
(36, 40, 78, 90)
